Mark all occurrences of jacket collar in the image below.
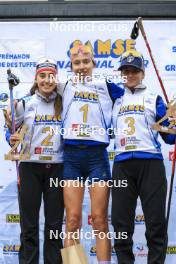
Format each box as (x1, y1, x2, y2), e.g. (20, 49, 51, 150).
(35, 90, 57, 102)
(125, 83, 147, 94)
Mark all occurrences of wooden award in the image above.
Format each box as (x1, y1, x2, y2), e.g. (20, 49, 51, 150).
(4, 125, 31, 161)
(152, 99, 176, 135)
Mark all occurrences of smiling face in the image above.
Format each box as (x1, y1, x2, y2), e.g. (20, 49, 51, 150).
(36, 71, 57, 97)
(121, 66, 145, 89)
(71, 53, 95, 80)
(70, 44, 95, 81)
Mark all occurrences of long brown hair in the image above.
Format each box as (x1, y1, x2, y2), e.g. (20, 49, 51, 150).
(30, 82, 62, 117)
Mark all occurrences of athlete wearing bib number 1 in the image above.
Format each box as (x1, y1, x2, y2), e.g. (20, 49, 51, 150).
(8, 58, 64, 264)
(60, 43, 124, 264)
(111, 50, 176, 264)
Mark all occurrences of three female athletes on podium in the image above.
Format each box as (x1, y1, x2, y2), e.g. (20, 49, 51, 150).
(6, 45, 176, 264)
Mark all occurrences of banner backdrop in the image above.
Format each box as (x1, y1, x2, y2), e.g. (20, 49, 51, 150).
(0, 20, 176, 264)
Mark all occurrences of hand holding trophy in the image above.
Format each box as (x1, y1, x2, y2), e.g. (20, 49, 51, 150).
(4, 125, 30, 161)
(4, 69, 30, 161)
(152, 95, 176, 135)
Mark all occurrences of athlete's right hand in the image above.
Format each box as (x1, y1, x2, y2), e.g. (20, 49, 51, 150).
(9, 133, 20, 146)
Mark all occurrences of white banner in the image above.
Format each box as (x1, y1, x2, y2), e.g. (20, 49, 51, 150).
(0, 20, 176, 264)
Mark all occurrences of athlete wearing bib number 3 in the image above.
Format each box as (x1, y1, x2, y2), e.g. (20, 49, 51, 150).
(60, 43, 124, 264)
(8, 59, 64, 264)
(111, 50, 176, 264)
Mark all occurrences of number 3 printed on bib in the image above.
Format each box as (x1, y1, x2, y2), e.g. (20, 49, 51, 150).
(124, 117, 136, 135)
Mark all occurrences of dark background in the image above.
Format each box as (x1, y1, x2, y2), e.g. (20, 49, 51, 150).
(0, 0, 176, 20)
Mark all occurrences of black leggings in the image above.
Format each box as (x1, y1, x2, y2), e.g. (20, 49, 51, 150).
(112, 159, 167, 264)
(19, 162, 64, 264)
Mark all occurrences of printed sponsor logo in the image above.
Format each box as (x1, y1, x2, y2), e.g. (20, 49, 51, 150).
(0, 93, 8, 102)
(6, 214, 20, 223)
(120, 138, 126, 146)
(90, 246, 116, 256)
(108, 151, 115, 161)
(3, 245, 20, 255)
(135, 215, 145, 225)
(167, 246, 176, 254)
(134, 243, 148, 257)
(35, 147, 42, 154)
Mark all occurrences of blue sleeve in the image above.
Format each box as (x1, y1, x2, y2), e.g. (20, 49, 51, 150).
(5, 128, 11, 145)
(106, 80, 124, 101)
(156, 95, 176, 145)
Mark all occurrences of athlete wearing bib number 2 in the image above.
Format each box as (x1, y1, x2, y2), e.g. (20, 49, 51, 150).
(60, 43, 124, 264)
(111, 50, 176, 264)
(8, 59, 64, 264)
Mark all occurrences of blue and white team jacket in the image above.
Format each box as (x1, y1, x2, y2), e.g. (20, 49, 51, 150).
(60, 78, 124, 146)
(112, 85, 176, 162)
(6, 91, 63, 163)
